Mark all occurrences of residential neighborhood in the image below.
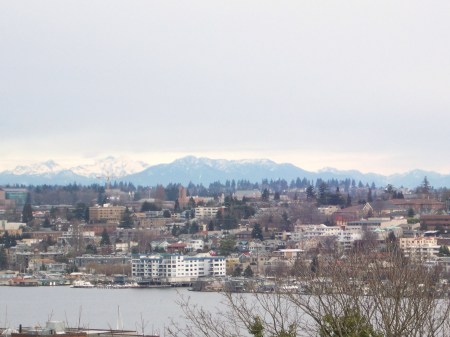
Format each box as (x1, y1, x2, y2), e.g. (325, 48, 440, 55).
(1, 175, 449, 288)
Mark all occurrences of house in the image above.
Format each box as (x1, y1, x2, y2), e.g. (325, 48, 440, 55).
(166, 242, 187, 253)
(332, 203, 373, 225)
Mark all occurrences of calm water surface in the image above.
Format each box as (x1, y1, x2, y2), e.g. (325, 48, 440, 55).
(0, 286, 223, 336)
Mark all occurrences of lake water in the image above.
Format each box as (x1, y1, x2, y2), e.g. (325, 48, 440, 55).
(0, 286, 224, 336)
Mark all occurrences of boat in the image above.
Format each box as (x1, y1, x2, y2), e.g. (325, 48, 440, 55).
(70, 280, 95, 288)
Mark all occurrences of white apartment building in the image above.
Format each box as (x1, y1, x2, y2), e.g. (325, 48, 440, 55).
(292, 224, 340, 241)
(194, 207, 222, 219)
(132, 253, 226, 283)
(293, 224, 362, 251)
(400, 237, 441, 259)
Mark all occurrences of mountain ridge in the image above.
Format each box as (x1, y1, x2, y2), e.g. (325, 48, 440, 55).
(0, 156, 448, 188)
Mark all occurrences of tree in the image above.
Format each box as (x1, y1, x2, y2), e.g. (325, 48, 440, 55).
(85, 243, 98, 254)
(385, 184, 394, 195)
(367, 188, 373, 203)
(261, 189, 270, 202)
(174, 199, 181, 212)
(232, 265, 243, 277)
(188, 197, 196, 209)
(249, 316, 296, 337)
(100, 228, 111, 246)
(219, 236, 236, 256)
(73, 202, 88, 221)
(243, 265, 254, 278)
(306, 186, 316, 201)
(141, 201, 160, 212)
(319, 309, 382, 337)
(438, 245, 450, 257)
(0, 231, 17, 248)
(318, 182, 328, 205)
(22, 202, 33, 224)
(310, 255, 319, 273)
(407, 207, 415, 218)
(0, 248, 8, 270)
(346, 194, 352, 207)
(42, 217, 52, 228)
(249, 316, 264, 337)
(420, 176, 431, 194)
(169, 249, 450, 337)
(120, 207, 133, 228)
(251, 224, 264, 241)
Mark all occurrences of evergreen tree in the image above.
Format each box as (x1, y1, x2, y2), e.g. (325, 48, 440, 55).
(251, 224, 264, 241)
(367, 188, 373, 202)
(42, 217, 52, 228)
(1, 231, 17, 248)
(0, 248, 8, 270)
(346, 194, 352, 207)
(232, 265, 243, 277)
(188, 197, 196, 209)
(243, 265, 254, 278)
(120, 207, 133, 228)
(261, 189, 270, 202)
(208, 220, 215, 231)
(320, 309, 382, 337)
(310, 255, 319, 273)
(22, 203, 33, 224)
(100, 228, 111, 246)
(306, 186, 316, 201)
(174, 199, 180, 212)
(421, 176, 431, 194)
(141, 201, 160, 212)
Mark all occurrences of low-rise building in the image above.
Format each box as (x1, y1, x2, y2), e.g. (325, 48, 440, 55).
(195, 206, 224, 219)
(89, 204, 126, 223)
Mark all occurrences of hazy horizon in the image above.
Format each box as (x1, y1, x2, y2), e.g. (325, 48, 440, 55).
(1, 153, 449, 177)
(2, 1, 449, 175)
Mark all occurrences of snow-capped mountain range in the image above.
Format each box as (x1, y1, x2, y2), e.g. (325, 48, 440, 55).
(4, 156, 148, 178)
(1, 155, 450, 188)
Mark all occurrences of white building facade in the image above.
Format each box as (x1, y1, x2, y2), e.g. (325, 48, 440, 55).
(194, 207, 222, 219)
(132, 253, 226, 283)
(400, 237, 441, 259)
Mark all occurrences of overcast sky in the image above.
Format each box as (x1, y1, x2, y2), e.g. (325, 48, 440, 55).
(1, 1, 450, 174)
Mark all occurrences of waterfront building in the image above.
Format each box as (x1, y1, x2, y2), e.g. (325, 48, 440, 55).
(73, 254, 130, 268)
(131, 253, 226, 283)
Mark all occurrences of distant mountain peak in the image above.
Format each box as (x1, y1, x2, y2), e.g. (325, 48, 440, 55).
(70, 156, 149, 178)
(7, 160, 64, 176)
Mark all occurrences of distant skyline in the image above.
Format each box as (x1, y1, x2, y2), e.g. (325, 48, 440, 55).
(1, 1, 450, 175)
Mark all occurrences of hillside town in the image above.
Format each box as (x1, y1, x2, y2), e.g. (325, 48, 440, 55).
(0, 176, 449, 289)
